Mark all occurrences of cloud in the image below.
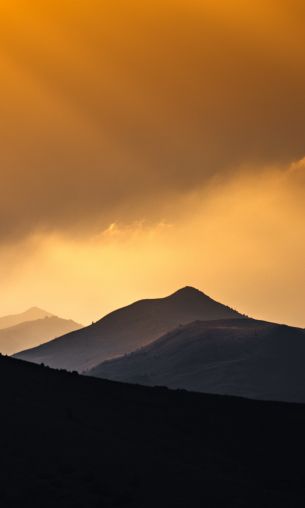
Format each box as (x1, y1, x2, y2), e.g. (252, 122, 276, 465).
(1, 1, 305, 243)
(1, 158, 304, 327)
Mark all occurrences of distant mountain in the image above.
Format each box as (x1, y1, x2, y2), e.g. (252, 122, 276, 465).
(88, 318, 305, 403)
(0, 317, 82, 356)
(0, 306, 52, 330)
(15, 287, 243, 372)
(2, 354, 305, 506)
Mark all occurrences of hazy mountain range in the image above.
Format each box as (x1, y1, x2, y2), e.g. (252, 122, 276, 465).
(0, 315, 82, 356)
(15, 287, 242, 372)
(1, 353, 305, 507)
(0, 306, 52, 330)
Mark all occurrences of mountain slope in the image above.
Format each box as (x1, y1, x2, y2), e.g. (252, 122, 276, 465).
(15, 287, 243, 372)
(88, 318, 305, 403)
(0, 316, 83, 356)
(0, 306, 52, 330)
(1, 354, 305, 507)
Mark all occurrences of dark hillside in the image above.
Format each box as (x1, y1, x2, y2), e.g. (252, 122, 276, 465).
(89, 318, 305, 403)
(1, 354, 305, 507)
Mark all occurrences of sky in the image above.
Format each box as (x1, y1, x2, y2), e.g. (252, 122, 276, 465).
(0, 0, 304, 326)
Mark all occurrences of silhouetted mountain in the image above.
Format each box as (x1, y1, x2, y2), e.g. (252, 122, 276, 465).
(0, 316, 82, 356)
(15, 287, 243, 372)
(1, 354, 305, 507)
(0, 306, 52, 330)
(88, 318, 305, 403)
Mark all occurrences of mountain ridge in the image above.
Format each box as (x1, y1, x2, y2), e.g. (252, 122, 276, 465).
(87, 317, 305, 403)
(15, 287, 243, 372)
(0, 307, 53, 330)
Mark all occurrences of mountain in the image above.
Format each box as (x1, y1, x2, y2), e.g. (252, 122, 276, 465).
(1, 354, 305, 507)
(88, 318, 305, 403)
(0, 316, 83, 356)
(0, 306, 52, 330)
(15, 287, 243, 372)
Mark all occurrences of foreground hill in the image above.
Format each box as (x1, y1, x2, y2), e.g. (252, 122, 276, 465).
(0, 316, 82, 356)
(1, 354, 305, 507)
(88, 318, 305, 403)
(0, 306, 52, 330)
(15, 287, 243, 372)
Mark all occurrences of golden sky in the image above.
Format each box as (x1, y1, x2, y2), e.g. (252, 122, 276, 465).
(0, 1, 304, 326)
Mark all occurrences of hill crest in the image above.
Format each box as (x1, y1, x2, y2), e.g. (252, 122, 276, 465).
(15, 287, 243, 372)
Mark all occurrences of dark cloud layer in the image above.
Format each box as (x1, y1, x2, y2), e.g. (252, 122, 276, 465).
(1, 0, 305, 241)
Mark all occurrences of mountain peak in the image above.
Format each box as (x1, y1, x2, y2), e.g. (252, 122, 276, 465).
(27, 306, 49, 313)
(23, 307, 54, 319)
(170, 286, 208, 298)
(0, 306, 54, 331)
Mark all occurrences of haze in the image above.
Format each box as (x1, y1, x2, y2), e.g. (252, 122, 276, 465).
(0, 1, 304, 326)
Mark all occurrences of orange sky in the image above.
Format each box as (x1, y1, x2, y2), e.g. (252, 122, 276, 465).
(0, 1, 304, 325)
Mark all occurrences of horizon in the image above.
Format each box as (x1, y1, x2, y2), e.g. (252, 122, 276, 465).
(0, 284, 303, 329)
